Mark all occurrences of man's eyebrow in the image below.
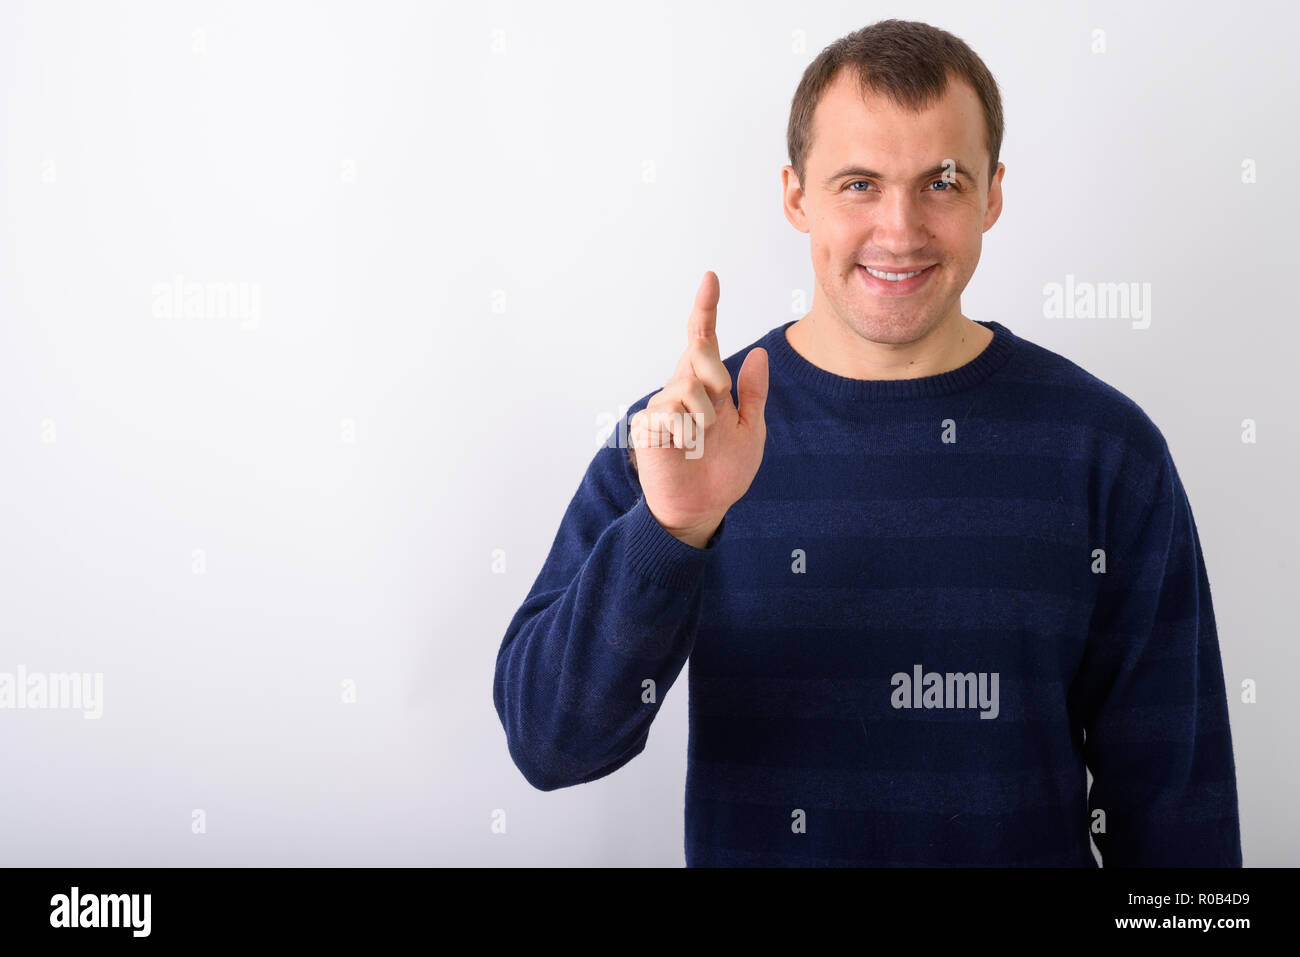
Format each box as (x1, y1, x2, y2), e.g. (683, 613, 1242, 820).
(823, 162, 976, 187)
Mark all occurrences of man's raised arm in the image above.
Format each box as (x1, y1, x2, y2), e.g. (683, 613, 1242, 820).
(493, 271, 769, 791)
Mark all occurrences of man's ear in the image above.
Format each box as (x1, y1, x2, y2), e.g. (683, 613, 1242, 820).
(782, 165, 811, 235)
(983, 162, 1005, 232)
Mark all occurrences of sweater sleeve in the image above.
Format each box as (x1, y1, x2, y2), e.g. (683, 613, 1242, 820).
(1071, 440, 1243, 866)
(492, 406, 724, 791)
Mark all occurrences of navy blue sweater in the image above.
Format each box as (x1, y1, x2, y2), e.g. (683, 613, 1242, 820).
(493, 319, 1243, 867)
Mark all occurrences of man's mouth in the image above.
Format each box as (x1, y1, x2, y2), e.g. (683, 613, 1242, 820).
(857, 263, 937, 295)
(861, 264, 935, 282)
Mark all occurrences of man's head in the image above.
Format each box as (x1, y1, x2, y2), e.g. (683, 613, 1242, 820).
(783, 19, 1005, 346)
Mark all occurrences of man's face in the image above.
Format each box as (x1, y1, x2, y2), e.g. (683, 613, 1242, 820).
(783, 68, 1004, 345)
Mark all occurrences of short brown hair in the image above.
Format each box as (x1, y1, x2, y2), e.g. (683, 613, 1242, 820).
(787, 19, 1004, 188)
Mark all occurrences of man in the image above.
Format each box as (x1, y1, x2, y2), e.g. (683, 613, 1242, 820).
(493, 19, 1243, 866)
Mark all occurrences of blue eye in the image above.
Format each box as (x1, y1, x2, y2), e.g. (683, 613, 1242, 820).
(846, 179, 959, 193)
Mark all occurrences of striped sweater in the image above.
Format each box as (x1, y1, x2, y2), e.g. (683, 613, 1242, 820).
(493, 318, 1243, 867)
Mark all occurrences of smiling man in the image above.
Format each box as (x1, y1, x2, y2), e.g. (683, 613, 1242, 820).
(493, 19, 1243, 867)
(782, 53, 1002, 378)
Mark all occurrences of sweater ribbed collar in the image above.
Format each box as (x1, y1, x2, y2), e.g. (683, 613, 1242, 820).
(763, 318, 1017, 401)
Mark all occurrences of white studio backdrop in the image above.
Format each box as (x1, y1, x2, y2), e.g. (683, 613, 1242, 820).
(1, 0, 1297, 866)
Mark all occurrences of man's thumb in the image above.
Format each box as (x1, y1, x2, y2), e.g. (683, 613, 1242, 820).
(736, 347, 768, 426)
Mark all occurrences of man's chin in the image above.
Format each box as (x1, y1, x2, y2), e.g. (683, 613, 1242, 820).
(841, 309, 942, 347)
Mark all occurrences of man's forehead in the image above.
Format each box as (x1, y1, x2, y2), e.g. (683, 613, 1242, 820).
(810, 71, 985, 177)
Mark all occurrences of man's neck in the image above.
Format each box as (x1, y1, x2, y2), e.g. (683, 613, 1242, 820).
(785, 311, 994, 381)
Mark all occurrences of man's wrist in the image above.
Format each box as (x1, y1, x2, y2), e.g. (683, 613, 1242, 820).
(659, 513, 725, 549)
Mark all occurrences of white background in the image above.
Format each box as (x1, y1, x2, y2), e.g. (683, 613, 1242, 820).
(2, 0, 1297, 865)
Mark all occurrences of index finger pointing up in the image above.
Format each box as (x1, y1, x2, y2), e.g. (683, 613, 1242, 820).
(688, 271, 720, 344)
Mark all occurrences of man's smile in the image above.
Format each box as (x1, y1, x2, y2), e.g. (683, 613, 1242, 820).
(858, 262, 938, 294)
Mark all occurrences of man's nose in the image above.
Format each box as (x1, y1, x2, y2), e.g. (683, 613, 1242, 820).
(871, 189, 930, 251)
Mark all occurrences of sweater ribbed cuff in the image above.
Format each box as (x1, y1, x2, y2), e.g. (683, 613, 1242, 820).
(623, 497, 723, 590)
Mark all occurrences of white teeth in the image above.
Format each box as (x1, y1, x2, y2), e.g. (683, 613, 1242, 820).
(864, 266, 926, 281)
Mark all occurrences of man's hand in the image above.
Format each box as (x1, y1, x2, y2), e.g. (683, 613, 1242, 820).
(629, 271, 769, 548)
